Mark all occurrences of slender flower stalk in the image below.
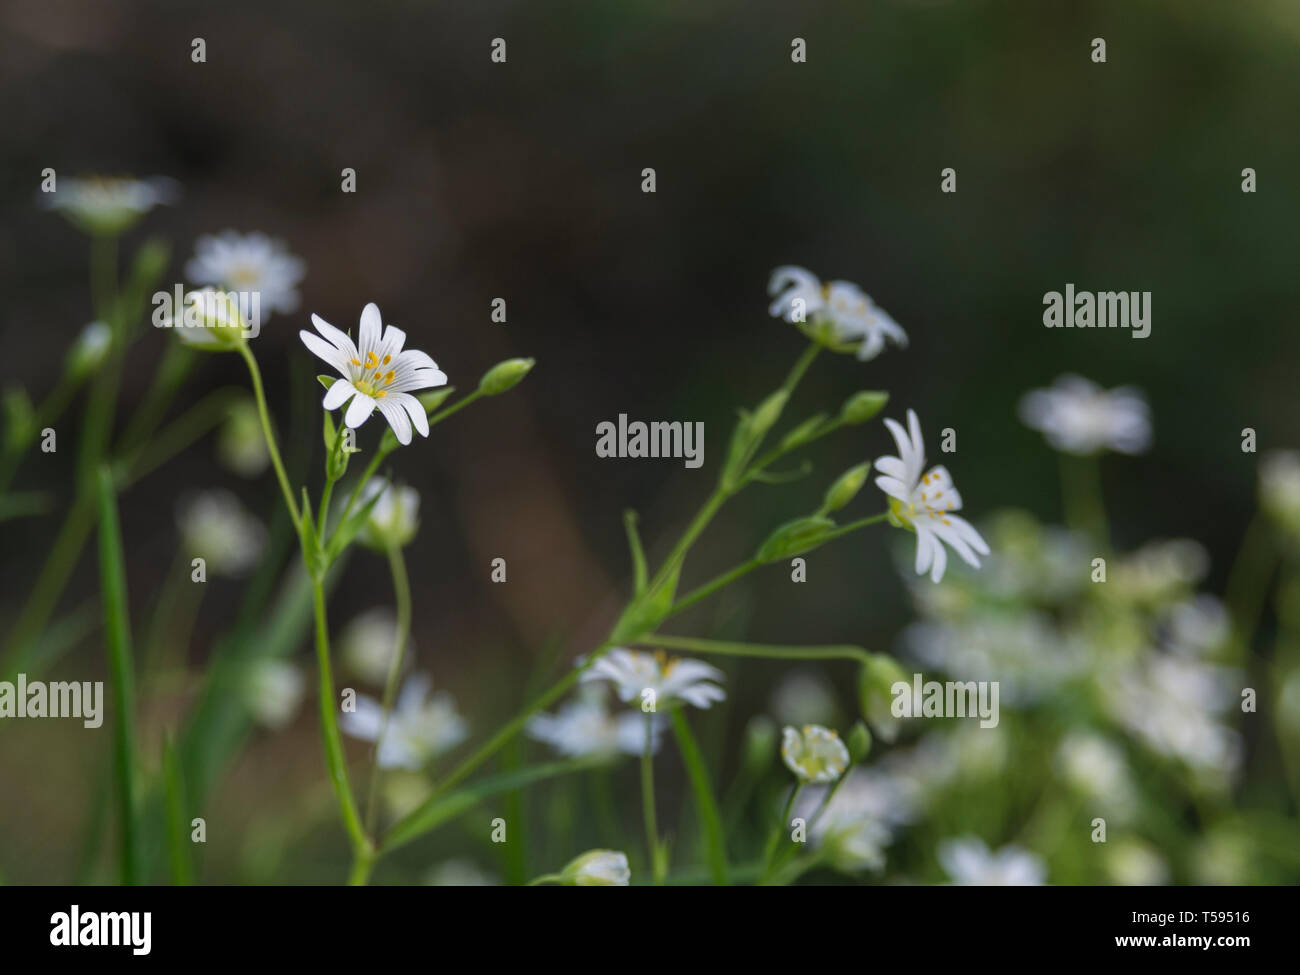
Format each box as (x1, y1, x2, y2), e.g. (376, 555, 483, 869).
(641, 712, 664, 884)
(363, 542, 413, 833)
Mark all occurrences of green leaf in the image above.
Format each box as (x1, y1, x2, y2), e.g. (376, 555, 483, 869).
(623, 509, 648, 594)
(317, 375, 338, 391)
(96, 466, 141, 885)
(162, 735, 194, 885)
(382, 756, 607, 854)
(755, 515, 838, 563)
(778, 413, 829, 451)
(322, 410, 337, 452)
(669, 708, 728, 885)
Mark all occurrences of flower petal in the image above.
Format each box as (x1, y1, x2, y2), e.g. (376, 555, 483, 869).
(376, 396, 413, 445)
(359, 303, 382, 355)
(322, 378, 357, 411)
(344, 391, 377, 429)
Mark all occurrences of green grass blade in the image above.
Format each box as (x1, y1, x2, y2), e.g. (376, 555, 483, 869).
(162, 735, 194, 885)
(96, 465, 140, 884)
(669, 707, 728, 885)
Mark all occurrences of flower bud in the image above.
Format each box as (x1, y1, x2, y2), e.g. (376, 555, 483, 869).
(560, 849, 630, 886)
(478, 358, 534, 396)
(858, 653, 909, 743)
(360, 480, 420, 549)
(66, 321, 112, 377)
(840, 391, 888, 426)
(749, 389, 789, 444)
(742, 715, 778, 774)
(756, 516, 836, 563)
(781, 724, 850, 784)
(822, 463, 870, 514)
(847, 720, 872, 763)
(418, 386, 457, 412)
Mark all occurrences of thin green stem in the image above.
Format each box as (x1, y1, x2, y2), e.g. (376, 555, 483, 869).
(641, 633, 873, 666)
(760, 784, 803, 884)
(1060, 452, 1108, 547)
(669, 707, 728, 884)
(238, 344, 300, 526)
(309, 576, 371, 862)
(641, 711, 664, 885)
(526, 873, 564, 886)
(364, 543, 413, 834)
(318, 425, 346, 534)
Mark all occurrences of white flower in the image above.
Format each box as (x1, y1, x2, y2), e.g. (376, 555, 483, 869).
(176, 489, 265, 575)
(170, 288, 250, 349)
(242, 660, 305, 730)
(186, 230, 306, 316)
(938, 837, 1046, 886)
(780, 724, 850, 783)
(792, 770, 901, 873)
(341, 673, 468, 770)
(768, 266, 907, 360)
(561, 849, 630, 886)
(1018, 375, 1151, 455)
(527, 688, 661, 757)
(339, 608, 401, 685)
(359, 480, 419, 548)
(41, 175, 178, 235)
(301, 303, 448, 445)
(1055, 732, 1136, 819)
(1105, 839, 1169, 886)
(581, 648, 725, 710)
(875, 409, 989, 583)
(1260, 450, 1300, 535)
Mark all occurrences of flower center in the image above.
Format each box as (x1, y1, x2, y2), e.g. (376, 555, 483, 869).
(349, 350, 396, 398)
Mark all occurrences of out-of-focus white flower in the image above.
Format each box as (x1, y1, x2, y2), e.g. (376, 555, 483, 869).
(41, 175, 178, 236)
(560, 850, 630, 886)
(177, 489, 265, 575)
(339, 608, 401, 685)
(1109, 539, 1209, 606)
(359, 480, 419, 549)
(1018, 375, 1151, 455)
(341, 673, 468, 770)
(527, 688, 661, 757)
(581, 648, 725, 710)
(170, 288, 250, 350)
(186, 231, 305, 316)
(770, 671, 838, 727)
(425, 859, 497, 886)
(938, 836, 1046, 885)
(216, 399, 270, 477)
(792, 767, 913, 874)
(1105, 839, 1170, 886)
(1056, 732, 1137, 819)
(781, 724, 850, 783)
(768, 266, 907, 361)
(1164, 596, 1230, 658)
(301, 303, 447, 445)
(875, 409, 989, 583)
(1107, 656, 1241, 779)
(1260, 450, 1300, 535)
(67, 321, 111, 377)
(242, 660, 305, 730)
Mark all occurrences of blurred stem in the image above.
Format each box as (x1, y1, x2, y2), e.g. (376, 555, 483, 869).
(363, 542, 413, 835)
(121, 386, 242, 484)
(623, 509, 648, 593)
(318, 426, 345, 534)
(760, 784, 803, 884)
(116, 342, 196, 456)
(90, 233, 117, 321)
(96, 466, 140, 885)
(309, 576, 372, 872)
(1060, 452, 1108, 548)
(237, 343, 301, 526)
(669, 707, 728, 884)
(641, 633, 873, 666)
(162, 735, 194, 885)
(1224, 512, 1276, 663)
(641, 711, 665, 885)
(76, 235, 123, 487)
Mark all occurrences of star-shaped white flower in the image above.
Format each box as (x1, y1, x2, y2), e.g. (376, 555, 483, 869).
(781, 724, 850, 783)
(340, 673, 467, 770)
(527, 688, 662, 757)
(581, 648, 725, 710)
(41, 175, 178, 236)
(937, 836, 1046, 886)
(186, 230, 306, 316)
(1018, 375, 1150, 455)
(301, 303, 447, 445)
(875, 409, 989, 583)
(768, 265, 907, 361)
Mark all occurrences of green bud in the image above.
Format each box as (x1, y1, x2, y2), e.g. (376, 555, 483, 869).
(822, 463, 870, 514)
(847, 721, 872, 763)
(418, 385, 457, 412)
(2, 387, 36, 451)
(742, 716, 778, 774)
(749, 389, 789, 444)
(66, 321, 112, 378)
(840, 391, 889, 426)
(756, 515, 837, 563)
(478, 358, 534, 396)
(858, 653, 909, 743)
(779, 413, 829, 451)
(559, 849, 630, 886)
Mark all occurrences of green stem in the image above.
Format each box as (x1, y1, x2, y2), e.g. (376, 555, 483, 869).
(526, 873, 564, 886)
(318, 427, 345, 535)
(760, 784, 803, 884)
(1060, 452, 1108, 547)
(347, 847, 375, 887)
(364, 543, 413, 834)
(641, 633, 873, 666)
(669, 707, 728, 884)
(238, 344, 301, 526)
(641, 711, 664, 884)
(309, 576, 371, 863)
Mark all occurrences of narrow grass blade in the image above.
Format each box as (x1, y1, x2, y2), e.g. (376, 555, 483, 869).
(669, 707, 728, 885)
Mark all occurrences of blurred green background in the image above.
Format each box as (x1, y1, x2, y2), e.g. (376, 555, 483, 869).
(2, 0, 1299, 884)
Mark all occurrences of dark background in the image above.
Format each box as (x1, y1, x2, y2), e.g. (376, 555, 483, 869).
(2, 0, 1298, 882)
